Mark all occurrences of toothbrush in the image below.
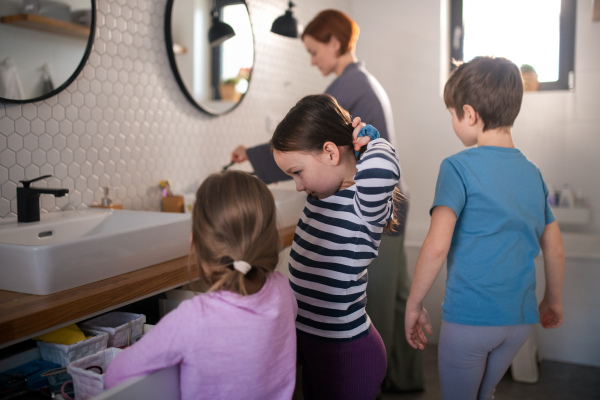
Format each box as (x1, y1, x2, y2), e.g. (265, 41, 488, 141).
(222, 161, 234, 172)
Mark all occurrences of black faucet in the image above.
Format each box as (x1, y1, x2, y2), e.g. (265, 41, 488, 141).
(17, 175, 69, 223)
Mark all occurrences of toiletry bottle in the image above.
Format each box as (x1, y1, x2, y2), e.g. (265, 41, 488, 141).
(574, 188, 585, 208)
(91, 187, 123, 209)
(547, 185, 557, 207)
(559, 184, 574, 209)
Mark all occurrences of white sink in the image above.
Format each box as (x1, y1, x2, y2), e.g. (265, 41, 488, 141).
(0, 183, 304, 296)
(268, 182, 306, 229)
(0, 209, 191, 295)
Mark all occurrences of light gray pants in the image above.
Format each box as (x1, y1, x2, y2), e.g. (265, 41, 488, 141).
(438, 321, 533, 400)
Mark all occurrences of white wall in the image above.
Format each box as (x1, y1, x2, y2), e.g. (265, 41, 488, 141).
(353, 0, 600, 236)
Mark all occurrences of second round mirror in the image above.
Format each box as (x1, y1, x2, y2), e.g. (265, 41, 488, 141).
(165, 0, 254, 115)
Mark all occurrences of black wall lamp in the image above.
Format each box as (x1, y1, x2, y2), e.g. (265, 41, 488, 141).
(271, 1, 302, 38)
(208, 5, 235, 46)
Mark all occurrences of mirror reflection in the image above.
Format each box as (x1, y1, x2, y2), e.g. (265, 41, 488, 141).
(165, 0, 254, 115)
(0, 0, 94, 103)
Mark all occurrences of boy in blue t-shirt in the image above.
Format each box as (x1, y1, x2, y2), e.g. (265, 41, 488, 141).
(405, 56, 565, 400)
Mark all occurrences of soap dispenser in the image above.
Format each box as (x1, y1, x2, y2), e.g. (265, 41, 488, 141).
(558, 184, 575, 209)
(91, 186, 123, 209)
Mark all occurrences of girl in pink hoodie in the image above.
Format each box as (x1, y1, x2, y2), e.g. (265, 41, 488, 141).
(105, 170, 298, 400)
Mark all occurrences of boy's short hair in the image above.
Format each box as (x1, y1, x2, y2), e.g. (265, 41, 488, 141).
(443, 56, 524, 131)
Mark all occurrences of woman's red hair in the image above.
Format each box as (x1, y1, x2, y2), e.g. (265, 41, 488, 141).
(301, 9, 359, 55)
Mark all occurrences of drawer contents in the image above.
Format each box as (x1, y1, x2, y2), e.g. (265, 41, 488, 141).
(80, 312, 146, 348)
(67, 347, 122, 400)
(0, 359, 60, 392)
(35, 329, 108, 367)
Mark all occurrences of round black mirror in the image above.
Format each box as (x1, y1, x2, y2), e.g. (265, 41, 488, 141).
(0, 0, 96, 103)
(165, 0, 254, 115)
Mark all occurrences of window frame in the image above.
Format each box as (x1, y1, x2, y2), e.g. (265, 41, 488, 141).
(449, 0, 577, 91)
(210, 0, 247, 100)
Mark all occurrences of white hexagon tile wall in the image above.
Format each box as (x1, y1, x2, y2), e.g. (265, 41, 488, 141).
(0, 0, 348, 218)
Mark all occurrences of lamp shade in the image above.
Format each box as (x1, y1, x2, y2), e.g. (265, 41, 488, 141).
(271, 2, 302, 38)
(208, 16, 235, 46)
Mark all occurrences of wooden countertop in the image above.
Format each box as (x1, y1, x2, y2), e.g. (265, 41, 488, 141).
(0, 225, 296, 348)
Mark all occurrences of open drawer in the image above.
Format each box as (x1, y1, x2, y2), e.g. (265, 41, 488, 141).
(93, 365, 180, 400)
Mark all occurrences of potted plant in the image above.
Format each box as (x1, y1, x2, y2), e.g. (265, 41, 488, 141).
(218, 68, 251, 102)
(219, 77, 242, 102)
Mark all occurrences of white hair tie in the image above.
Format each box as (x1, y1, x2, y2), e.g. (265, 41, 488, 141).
(232, 260, 252, 275)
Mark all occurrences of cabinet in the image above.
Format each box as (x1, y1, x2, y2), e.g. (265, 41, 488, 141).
(95, 365, 181, 400)
(0, 225, 296, 398)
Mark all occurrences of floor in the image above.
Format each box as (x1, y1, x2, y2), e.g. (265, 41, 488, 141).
(294, 345, 600, 400)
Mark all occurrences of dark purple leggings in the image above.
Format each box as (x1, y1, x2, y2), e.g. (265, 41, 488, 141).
(297, 325, 387, 400)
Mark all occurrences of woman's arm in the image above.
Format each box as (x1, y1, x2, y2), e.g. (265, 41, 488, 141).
(538, 221, 565, 329)
(246, 144, 291, 184)
(230, 143, 291, 184)
(405, 205, 456, 349)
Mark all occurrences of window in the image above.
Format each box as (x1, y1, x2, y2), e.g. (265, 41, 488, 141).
(210, 0, 253, 100)
(221, 4, 253, 87)
(450, 0, 576, 90)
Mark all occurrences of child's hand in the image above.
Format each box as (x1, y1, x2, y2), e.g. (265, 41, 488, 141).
(351, 117, 369, 153)
(539, 298, 563, 329)
(405, 304, 433, 350)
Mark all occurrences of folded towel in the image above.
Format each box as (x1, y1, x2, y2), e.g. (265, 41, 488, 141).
(34, 324, 87, 345)
(0, 58, 25, 100)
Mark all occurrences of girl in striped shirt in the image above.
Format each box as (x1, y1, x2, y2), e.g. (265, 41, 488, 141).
(271, 94, 401, 400)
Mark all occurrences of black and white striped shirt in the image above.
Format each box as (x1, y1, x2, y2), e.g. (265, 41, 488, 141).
(289, 139, 400, 341)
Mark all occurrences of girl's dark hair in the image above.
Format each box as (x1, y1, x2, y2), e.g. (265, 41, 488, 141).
(271, 93, 402, 233)
(271, 94, 354, 154)
(190, 170, 280, 295)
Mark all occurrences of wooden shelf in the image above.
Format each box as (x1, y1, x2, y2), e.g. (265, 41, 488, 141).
(0, 256, 196, 348)
(0, 13, 90, 39)
(0, 225, 296, 348)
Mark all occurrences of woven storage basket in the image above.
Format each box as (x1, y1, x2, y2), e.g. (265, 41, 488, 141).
(81, 312, 146, 348)
(67, 347, 122, 400)
(36, 330, 108, 367)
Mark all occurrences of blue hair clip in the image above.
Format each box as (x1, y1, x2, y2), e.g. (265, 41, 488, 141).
(354, 125, 380, 157)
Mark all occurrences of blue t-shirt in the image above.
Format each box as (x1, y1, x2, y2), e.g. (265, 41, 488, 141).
(432, 146, 555, 326)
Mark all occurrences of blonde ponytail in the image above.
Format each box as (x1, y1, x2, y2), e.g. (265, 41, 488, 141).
(189, 171, 280, 295)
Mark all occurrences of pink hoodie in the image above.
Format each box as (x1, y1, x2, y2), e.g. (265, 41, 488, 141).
(105, 272, 298, 400)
